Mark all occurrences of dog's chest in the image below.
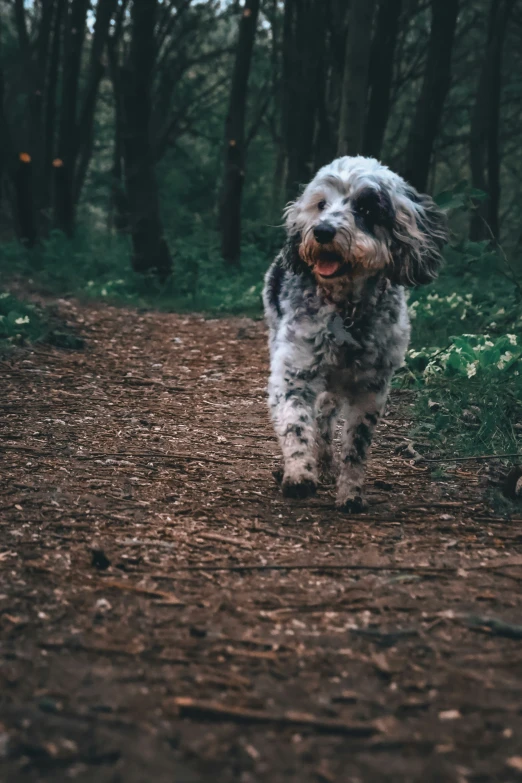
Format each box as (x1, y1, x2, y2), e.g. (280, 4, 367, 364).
(291, 309, 379, 369)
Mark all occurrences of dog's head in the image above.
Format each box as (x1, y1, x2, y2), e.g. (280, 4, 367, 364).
(283, 156, 448, 290)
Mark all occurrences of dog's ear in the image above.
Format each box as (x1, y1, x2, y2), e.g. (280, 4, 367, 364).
(280, 199, 312, 277)
(388, 187, 448, 287)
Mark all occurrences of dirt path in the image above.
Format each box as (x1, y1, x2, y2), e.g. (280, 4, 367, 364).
(1, 298, 522, 783)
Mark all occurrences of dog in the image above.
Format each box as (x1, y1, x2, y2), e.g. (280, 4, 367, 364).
(263, 156, 447, 512)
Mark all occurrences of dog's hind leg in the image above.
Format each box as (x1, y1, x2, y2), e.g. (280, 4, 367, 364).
(336, 389, 389, 513)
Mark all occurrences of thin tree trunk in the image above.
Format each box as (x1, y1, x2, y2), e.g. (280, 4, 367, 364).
(0, 69, 14, 225)
(220, 0, 261, 265)
(403, 0, 459, 192)
(14, 155, 37, 247)
(337, 0, 376, 157)
(121, 0, 172, 280)
(73, 0, 118, 205)
(41, 0, 65, 235)
(282, 0, 323, 200)
(363, 0, 402, 160)
(33, 0, 55, 232)
(469, 0, 514, 240)
(54, 0, 89, 235)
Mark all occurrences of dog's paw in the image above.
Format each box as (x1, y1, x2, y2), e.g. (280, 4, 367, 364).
(336, 494, 368, 514)
(282, 477, 317, 499)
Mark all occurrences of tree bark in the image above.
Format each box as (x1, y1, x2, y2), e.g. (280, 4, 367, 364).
(220, 0, 261, 265)
(121, 0, 172, 280)
(469, 0, 514, 241)
(54, 0, 89, 235)
(41, 0, 66, 235)
(73, 0, 119, 205)
(403, 0, 459, 192)
(282, 0, 323, 200)
(363, 0, 403, 160)
(337, 0, 376, 157)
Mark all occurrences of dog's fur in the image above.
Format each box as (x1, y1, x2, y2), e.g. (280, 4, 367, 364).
(263, 156, 447, 511)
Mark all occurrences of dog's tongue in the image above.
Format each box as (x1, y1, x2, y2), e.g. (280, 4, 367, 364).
(315, 259, 340, 277)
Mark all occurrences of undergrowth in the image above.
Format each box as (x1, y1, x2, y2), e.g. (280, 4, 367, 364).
(0, 291, 84, 352)
(0, 227, 276, 316)
(402, 240, 522, 460)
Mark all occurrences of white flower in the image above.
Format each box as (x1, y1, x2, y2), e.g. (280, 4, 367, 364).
(14, 316, 30, 325)
(466, 361, 478, 378)
(497, 352, 512, 370)
(0, 292, 10, 299)
(507, 334, 517, 345)
(484, 341, 494, 347)
(496, 308, 505, 315)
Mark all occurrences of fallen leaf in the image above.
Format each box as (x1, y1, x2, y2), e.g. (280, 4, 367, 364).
(439, 709, 461, 721)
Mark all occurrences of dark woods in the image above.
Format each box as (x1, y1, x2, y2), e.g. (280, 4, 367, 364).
(0, 0, 521, 274)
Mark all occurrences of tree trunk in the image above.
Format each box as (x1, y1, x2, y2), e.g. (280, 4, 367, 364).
(73, 0, 118, 205)
(220, 0, 261, 265)
(121, 0, 172, 280)
(14, 154, 37, 247)
(282, 0, 323, 200)
(41, 0, 65, 235)
(54, 0, 89, 236)
(469, 0, 514, 241)
(403, 0, 459, 192)
(337, 0, 376, 157)
(363, 0, 402, 160)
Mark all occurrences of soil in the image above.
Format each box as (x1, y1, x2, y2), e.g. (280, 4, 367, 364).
(1, 297, 522, 783)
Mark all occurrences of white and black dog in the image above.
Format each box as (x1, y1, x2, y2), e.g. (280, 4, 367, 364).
(263, 156, 447, 512)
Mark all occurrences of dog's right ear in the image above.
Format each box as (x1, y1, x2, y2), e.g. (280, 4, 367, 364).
(280, 199, 310, 276)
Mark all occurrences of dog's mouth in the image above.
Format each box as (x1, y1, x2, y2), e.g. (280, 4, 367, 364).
(313, 251, 348, 279)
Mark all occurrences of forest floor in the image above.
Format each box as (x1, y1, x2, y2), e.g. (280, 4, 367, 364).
(1, 296, 522, 783)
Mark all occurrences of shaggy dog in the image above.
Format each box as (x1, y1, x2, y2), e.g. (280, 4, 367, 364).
(263, 156, 447, 512)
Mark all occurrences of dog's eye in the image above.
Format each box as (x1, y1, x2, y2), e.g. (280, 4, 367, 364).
(317, 200, 326, 211)
(352, 190, 382, 230)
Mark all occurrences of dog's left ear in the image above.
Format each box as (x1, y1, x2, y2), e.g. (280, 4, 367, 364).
(388, 187, 448, 287)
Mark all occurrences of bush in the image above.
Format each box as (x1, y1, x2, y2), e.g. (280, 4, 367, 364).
(0, 292, 47, 348)
(403, 240, 522, 459)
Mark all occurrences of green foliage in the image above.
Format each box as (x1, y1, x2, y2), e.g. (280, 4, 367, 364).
(0, 228, 277, 316)
(0, 289, 85, 351)
(0, 292, 46, 348)
(403, 241, 522, 460)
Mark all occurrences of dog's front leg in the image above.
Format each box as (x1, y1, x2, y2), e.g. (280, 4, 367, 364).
(336, 389, 388, 513)
(269, 361, 323, 499)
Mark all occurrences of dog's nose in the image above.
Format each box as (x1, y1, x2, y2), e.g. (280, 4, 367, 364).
(313, 223, 336, 244)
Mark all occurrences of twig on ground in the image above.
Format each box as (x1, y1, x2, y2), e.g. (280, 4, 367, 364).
(97, 579, 184, 604)
(171, 697, 378, 736)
